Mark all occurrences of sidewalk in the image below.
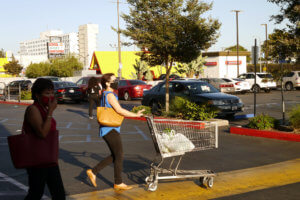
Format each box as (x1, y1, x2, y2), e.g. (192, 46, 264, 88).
(67, 158, 300, 200)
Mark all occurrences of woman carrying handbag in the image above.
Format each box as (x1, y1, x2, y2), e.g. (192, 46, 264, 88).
(86, 73, 144, 190)
(23, 78, 65, 200)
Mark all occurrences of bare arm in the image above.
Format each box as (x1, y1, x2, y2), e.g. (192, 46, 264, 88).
(107, 93, 143, 117)
(25, 100, 57, 138)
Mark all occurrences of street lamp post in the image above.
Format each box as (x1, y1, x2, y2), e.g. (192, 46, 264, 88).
(117, 0, 122, 79)
(261, 24, 268, 72)
(231, 10, 241, 77)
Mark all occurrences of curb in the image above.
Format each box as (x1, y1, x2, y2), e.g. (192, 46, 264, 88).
(230, 126, 300, 142)
(0, 100, 31, 106)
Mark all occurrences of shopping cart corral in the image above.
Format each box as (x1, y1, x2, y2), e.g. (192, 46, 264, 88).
(145, 116, 218, 191)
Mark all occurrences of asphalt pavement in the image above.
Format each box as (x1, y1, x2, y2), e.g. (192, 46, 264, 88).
(0, 90, 300, 199)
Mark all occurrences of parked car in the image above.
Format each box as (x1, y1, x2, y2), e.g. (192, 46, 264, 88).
(281, 71, 300, 91)
(76, 76, 102, 101)
(238, 72, 277, 93)
(6, 80, 32, 94)
(118, 79, 152, 101)
(199, 78, 235, 93)
(39, 76, 62, 82)
(53, 81, 82, 103)
(142, 80, 244, 117)
(222, 78, 251, 94)
(157, 74, 181, 80)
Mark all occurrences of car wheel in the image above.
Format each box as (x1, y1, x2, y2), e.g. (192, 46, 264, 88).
(264, 88, 271, 93)
(252, 85, 260, 93)
(124, 92, 131, 101)
(150, 100, 160, 115)
(285, 82, 293, 91)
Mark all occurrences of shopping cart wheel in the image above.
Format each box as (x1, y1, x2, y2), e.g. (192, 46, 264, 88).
(145, 176, 153, 184)
(199, 176, 207, 185)
(207, 177, 214, 188)
(148, 182, 158, 191)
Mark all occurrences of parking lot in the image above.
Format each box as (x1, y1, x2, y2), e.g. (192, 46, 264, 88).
(0, 90, 299, 199)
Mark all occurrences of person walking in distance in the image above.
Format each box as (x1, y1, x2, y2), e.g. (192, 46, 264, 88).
(24, 78, 65, 200)
(86, 73, 144, 190)
(87, 77, 102, 119)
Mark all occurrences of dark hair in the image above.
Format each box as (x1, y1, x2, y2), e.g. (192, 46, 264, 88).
(101, 73, 115, 89)
(31, 78, 54, 101)
(87, 77, 98, 89)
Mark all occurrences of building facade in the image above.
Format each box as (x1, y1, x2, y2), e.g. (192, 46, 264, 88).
(202, 51, 250, 78)
(78, 24, 99, 70)
(19, 30, 79, 68)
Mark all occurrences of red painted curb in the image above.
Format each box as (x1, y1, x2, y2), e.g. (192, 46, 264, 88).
(0, 101, 31, 106)
(230, 126, 300, 142)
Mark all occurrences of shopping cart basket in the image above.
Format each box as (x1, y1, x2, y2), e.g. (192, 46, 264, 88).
(145, 116, 218, 191)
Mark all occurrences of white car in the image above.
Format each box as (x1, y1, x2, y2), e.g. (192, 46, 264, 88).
(222, 78, 251, 93)
(238, 73, 277, 93)
(199, 78, 235, 93)
(281, 71, 300, 91)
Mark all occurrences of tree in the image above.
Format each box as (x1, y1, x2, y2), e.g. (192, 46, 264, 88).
(122, 0, 221, 111)
(261, 29, 299, 63)
(3, 56, 23, 76)
(224, 45, 251, 63)
(268, 0, 299, 35)
(175, 54, 207, 78)
(25, 56, 83, 78)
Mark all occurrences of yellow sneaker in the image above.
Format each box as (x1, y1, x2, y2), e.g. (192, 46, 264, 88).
(114, 183, 133, 190)
(86, 169, 97, 187)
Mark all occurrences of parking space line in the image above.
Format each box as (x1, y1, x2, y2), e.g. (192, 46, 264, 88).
(87, 123, 91, 130)
(0, 172, 49, 199)
(0, 118, 8, 123)
(134, 126, 149, 140)
(66, 122, 72, 129)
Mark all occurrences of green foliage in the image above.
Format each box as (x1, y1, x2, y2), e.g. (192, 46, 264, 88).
(131, 59, 153, 80)
(261, 29, 299, 63)
(21, 91, 32, 100)
(0, 48, 5, 58)
(224, 45, 251, 63)
(122, 0, 221, 112)
(3, 60, 23, 76)
(267, 0, 299, 35)
(25, 56, 83, 78)
(247, 114, 279, 130)
(288, 105, 300, 129)
(131, 105, 152, 115)
(175, 55, 207, 78)
(163, 96, 218, 120)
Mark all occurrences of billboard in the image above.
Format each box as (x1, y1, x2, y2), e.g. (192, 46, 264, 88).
(48, 42, 65, 54)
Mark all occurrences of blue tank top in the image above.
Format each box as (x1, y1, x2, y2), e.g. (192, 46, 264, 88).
(99, 91, 121, 137)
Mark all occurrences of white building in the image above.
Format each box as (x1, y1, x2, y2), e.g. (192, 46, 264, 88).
(78, 24, 99, 70)
(19, 30, 79, 67)
(201, 51, 250, 78)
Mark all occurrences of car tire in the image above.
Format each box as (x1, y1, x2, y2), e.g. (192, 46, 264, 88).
(150, 100, 160, 115)
(264, 88, 271, 93)
(285, 82, 293, 91)
(252, 85, 260, 93)
(124, 92, 131, 101)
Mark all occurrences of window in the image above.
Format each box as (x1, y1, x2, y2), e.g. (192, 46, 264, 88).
(246, 74, 255, 79)
(257, 74, 272, 78)
(76, 78, 83, 85)
(118, 80, 127, 86)
(159, 82, 173, 93)
(129, 80, 146, 85)
(283, 72, 294, 77)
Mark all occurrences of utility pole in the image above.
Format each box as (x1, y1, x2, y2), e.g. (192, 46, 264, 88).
(261, 24, 268, 72)
(231, 10, 241, 77)
(117, 0, 122, 79)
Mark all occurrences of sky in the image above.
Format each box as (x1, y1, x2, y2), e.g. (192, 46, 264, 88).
(0, 0, 287, 55)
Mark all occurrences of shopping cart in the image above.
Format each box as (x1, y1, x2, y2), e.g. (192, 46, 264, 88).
(145, 116, 218, 191)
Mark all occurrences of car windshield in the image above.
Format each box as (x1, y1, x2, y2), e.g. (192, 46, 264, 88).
(222, 78, 232, 82)
(257, 74, 273, 78)
(184, 82, 219, 94)
(65, 82, 77, 87)
(233, 78, 244, 81)
(129, 80, 146, 85)
(54, 82, 66, 88)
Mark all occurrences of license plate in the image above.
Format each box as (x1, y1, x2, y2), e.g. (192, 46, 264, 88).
(232, 106, 237, 110)
(69, 89, 74, 93)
